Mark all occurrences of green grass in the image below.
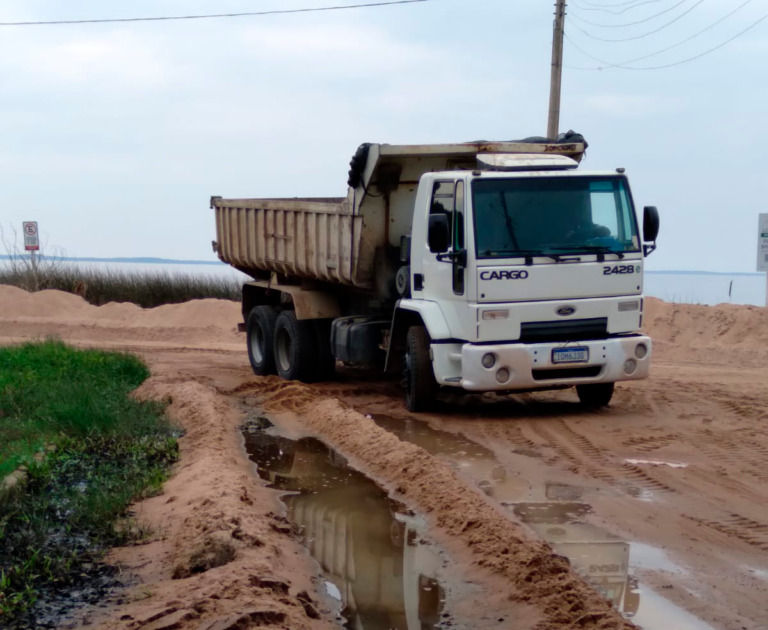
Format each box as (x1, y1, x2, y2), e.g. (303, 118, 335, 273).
(0, 264, 240, 308)
(0, 340, 178, 623)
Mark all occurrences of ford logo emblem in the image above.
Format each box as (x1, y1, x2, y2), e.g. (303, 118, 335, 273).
(556, 306, 576, 317)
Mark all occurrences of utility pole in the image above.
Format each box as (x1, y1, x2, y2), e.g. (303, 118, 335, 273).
(547, 0, 567, 140)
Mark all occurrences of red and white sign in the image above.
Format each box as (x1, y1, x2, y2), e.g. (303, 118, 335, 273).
(23, 222, 39, 251)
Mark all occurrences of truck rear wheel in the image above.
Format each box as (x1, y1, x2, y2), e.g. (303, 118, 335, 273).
(274, 311, 318, 383)
(577, 383, 615, 408)
(247, 306, 278, 376)
(403, 326, 437, 412)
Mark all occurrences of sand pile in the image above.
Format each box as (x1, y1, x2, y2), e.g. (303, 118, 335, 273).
(0, 285, 241, 331)
(644, 298, 768, 365)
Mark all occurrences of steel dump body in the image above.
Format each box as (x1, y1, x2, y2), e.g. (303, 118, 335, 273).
(212, 140, 587, 290)
(212, 196, 362, 285)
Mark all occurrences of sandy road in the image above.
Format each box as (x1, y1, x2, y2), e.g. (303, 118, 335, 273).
(1, 286, 767, 629)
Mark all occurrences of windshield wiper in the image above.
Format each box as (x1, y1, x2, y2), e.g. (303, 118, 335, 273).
(551, 246, 625, 261)
(483, 249, 578, 265)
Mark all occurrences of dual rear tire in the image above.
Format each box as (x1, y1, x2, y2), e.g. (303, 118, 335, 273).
(246, 307, 334, 383)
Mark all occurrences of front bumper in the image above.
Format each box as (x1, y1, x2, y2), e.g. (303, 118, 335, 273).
(433, 336, 651, 392)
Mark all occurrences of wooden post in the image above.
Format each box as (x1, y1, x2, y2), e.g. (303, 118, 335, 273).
(547, 0, 567, 140)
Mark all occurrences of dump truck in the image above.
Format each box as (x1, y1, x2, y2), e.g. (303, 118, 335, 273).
(212, 134, 660, 411)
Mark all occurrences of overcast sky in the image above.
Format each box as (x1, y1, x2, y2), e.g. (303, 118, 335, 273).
(0, 0, 765, 272)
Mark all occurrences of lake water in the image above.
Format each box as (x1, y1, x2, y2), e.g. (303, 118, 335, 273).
(2, 259, 766, 307)
(645, 272, 766, 307)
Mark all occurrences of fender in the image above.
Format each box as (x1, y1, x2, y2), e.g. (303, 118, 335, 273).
(384, 300, 452, 372)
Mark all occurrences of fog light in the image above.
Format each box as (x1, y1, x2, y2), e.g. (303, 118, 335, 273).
(635, 343, 648, 359)
(624, 359, 637, 375)
(482, 353, 496, 369)
(496, 368, 510, 383)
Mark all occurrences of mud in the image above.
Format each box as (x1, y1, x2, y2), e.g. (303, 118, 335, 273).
(1, 287, 768, 630)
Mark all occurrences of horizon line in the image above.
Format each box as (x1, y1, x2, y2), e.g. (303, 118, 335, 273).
(0, 255, 764, 276)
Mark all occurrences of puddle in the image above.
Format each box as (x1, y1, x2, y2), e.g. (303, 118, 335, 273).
(242, 417, 466, 630)
(371, 414, 715, 629)
(631, 543, 688, 575)
(625, 459, 688, 469)
(630, 587, 718, 630)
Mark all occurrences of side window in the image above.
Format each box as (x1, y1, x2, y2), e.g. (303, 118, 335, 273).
(431, 181, 455, 246)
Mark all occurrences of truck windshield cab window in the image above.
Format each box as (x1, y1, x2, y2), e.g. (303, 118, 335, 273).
(472, 177, 640, 259)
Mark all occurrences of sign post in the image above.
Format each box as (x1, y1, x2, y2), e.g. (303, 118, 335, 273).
(23, 221, 39, 274)
(758, 214, 768, 307)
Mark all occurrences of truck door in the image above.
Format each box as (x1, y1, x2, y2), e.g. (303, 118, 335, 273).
(422, 179, 472, 339)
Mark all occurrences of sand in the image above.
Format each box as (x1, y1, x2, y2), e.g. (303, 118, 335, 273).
(1, 286, 767, 630)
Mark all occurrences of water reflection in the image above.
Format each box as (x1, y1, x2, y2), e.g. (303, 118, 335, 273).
(243, 425, 448, 630)
(370, 415, 715, 625)
(511, 502, 639, 617)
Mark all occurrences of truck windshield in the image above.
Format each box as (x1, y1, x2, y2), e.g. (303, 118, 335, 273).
(472, 176, 640, 258)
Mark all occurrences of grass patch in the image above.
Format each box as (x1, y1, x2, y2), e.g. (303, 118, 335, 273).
(0, 340, 178, 626)
(0, 263, 240, 308)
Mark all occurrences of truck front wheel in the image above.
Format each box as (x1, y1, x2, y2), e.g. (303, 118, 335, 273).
(577, 383, 615, 408)
(274, 311, 318, 383)
(403, 326, 437, 412)
(247, 306, 278, 376)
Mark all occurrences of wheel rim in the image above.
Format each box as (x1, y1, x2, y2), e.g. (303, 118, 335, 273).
(250, 321, 265, 363)
(276, 327, 293, 374)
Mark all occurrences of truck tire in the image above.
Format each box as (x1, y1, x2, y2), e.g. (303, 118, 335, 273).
(577, 383, 615, 408)
(403, 326, 437, 412)
(312, 319, 336, 381)
(274, 311, 318, 383)
(246, 306, 278, 376)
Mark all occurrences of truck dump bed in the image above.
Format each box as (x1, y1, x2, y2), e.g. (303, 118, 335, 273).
(212, 137, 587, 290)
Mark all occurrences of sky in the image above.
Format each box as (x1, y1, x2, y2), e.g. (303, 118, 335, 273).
(0, 0, 765, 272)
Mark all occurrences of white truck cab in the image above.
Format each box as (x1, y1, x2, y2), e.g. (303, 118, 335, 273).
(398, 155, 656, 408)
(212, 135, 660, 411)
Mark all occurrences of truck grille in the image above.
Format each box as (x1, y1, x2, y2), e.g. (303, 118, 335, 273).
(520, 318, 608, 343)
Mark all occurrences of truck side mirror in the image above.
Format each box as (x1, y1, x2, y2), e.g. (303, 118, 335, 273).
(643, 206, 659, 256)
(643, 206, 659, 242)
(428, 214, 450, 253)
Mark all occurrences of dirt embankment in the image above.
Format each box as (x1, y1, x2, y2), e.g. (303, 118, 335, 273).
(645, 297, 768, 366)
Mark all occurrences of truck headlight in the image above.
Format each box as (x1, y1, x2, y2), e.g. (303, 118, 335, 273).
(482, 353, 496, 369)
(624, 359, 637, 375)
(635, 344, 648, 359)
(619, 301, 640, 312)
(483, 310, 509, 320)
(496, 368, 510, 383)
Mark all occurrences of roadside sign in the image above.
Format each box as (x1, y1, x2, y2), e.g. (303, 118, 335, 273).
(759, 214, 768, 272)
(23, 222, 39, 252)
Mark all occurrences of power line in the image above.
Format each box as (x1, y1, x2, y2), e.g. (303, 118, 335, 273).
(565, 10, 768, 70)
(578, 0, 665, 6)
(571, 0, 671, 15)
(567, 0, 704, 42)
(571, 0, 755, 68)
(0, 0, 433, 27)
(569, 0, 694, 28)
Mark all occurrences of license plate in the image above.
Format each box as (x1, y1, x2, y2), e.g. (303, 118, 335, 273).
(552, 347, 589, 364)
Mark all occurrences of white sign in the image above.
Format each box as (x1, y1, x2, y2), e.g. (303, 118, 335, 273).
(758, 214, 768, 272)
(23, 221, 39, 252)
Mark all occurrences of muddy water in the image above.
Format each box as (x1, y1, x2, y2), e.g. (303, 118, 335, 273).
(242, 418, 469, 630)
(371, 414, 716, 630)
